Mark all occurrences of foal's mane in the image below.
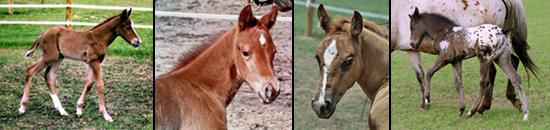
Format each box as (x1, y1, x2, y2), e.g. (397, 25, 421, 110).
(91, 14, 121, 30)
(169, 30, 227, 71)
(332, 17, 388, 44)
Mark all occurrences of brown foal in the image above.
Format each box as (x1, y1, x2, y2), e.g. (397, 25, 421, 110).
(19, 9, 141, 122)
(154, 5, 280, 129)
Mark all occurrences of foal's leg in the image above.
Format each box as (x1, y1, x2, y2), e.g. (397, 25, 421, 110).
(406, 51, 427, 107)
(422, 57, 449, 109)
(76, 65, 94, 116)
(496, 54, 529, 121)
(451, 61, 466, 116)
(477, 63, 496, 114)
(44, 59, 68, 116)
(479, 55, 519, 114)
(18, 58, 48, 114)
(89, 60, 113, 122)
(467, 61, 491, 117)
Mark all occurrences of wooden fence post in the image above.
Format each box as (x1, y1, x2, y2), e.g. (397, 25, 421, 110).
(40, 0, 44, 4)
(304, 0, 315, 37)
(66, 0, 73, 29)
(8, 0, 14, 15)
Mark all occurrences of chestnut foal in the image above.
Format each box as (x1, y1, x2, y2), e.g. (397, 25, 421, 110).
(19, 9, 141, 122)
(155, 5, 280, 129)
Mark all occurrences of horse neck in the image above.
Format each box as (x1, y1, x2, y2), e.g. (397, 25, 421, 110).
(90, 17, 119, 47)
(171, 28, 243, 107)
(356, 28, 389, 100)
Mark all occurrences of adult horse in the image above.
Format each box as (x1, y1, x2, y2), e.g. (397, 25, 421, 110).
(390, 0, 538, 115)
(310, 5, 389, 129)
(155, 5, 280, 130)
(20, 9, 141, 122)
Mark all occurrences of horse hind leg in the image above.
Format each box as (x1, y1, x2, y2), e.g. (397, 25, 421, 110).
(504, 55, 522, 111)
(18, 57, 49, 114)
(467, 61, 491, 118)
(44, 59, 68, 116)
(496, 53, 529, 121)
(76, 65, 94, 117)
(477, 63, 497, 114)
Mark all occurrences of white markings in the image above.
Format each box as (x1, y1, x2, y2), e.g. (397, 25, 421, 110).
(49, 93, 68, 115)
(130, 20, 141, 43)
(316, 39, 338, 104)
(259, 33, 266, 46)
(452, 27, 463, 32)
(439, 40, 449, 50)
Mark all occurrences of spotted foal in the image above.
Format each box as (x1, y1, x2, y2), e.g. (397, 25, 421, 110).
(409, 8, 530, 120)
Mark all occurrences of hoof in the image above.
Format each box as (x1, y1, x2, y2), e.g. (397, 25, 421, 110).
(523, 113, 529, 121)
(459, 107, 465, 116)
(103, 114, 113, 122)
(18, 107, 26, 114)
(421, 99, 430, 110)
(466, 111, 475, 118)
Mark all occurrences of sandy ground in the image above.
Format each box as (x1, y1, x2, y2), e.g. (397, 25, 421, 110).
(155, 0, 292, 129)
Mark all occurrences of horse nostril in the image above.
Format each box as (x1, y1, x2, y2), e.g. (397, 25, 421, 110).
(326, 84, 331, 89)
(265, 86, 271, 98)
(324, 101, 331, 109)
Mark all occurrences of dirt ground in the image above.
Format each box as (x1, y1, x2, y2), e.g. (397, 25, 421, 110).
(154, 0, 292, 129)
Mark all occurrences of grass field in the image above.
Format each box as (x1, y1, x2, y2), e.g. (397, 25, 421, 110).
(0, 0, 153, 128)
(293, 0, 388, 129)
(391, 0, 550, 129)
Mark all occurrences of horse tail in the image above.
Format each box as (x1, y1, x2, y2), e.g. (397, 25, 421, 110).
(24, 33, 43, 58)
(502, 0, 540, 80)
(505, 29, 540, 81)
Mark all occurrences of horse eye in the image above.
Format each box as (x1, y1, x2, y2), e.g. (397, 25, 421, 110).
(341, 56, 353, 71)
(242, 51, 250, 57)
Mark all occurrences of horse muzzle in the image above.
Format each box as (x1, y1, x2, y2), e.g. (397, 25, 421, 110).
(258, 82, 280, 104)
(131, 38, 142, 48)
(311, 99, 334, 118)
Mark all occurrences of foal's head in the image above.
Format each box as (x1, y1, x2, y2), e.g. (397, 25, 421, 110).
(311, 4, 365, 118)
(409, 7, 456, 49)
(116, 8, 142, 48)
(234, 5, 280, 104)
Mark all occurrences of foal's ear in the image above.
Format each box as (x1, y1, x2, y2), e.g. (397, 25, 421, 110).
(128, 8, 133, 16)
(238, 5, 258, 31)
(350, 11, 363, 38)
(409, 7, 420, 19)
(260, 6, 278, 29)
(317, 4, 332, 33)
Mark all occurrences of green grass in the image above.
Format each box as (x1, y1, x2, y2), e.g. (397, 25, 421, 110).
(0, 0, 153, 59)
(0, 49, 153, 129)
(0, 0, 152, 128)
(391, 0, 550, 129)
(293, 0, 388, 129)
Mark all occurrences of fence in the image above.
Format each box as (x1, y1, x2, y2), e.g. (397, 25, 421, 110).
(295, 0, 389, 37)
(1, 0, 153, 29)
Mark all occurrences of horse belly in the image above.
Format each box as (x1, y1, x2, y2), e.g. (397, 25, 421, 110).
(392, 0, 506, 50)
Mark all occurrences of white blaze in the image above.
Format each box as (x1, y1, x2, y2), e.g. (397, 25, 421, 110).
(259, 34, 266, 46)
(316, 39, 338, 104)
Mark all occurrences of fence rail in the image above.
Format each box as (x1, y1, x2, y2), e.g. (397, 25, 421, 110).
(0, 4, 153, 11)
(1, 3, 152, 28)
(0, 21, 153, 29)
(155, 11, 292, 22)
